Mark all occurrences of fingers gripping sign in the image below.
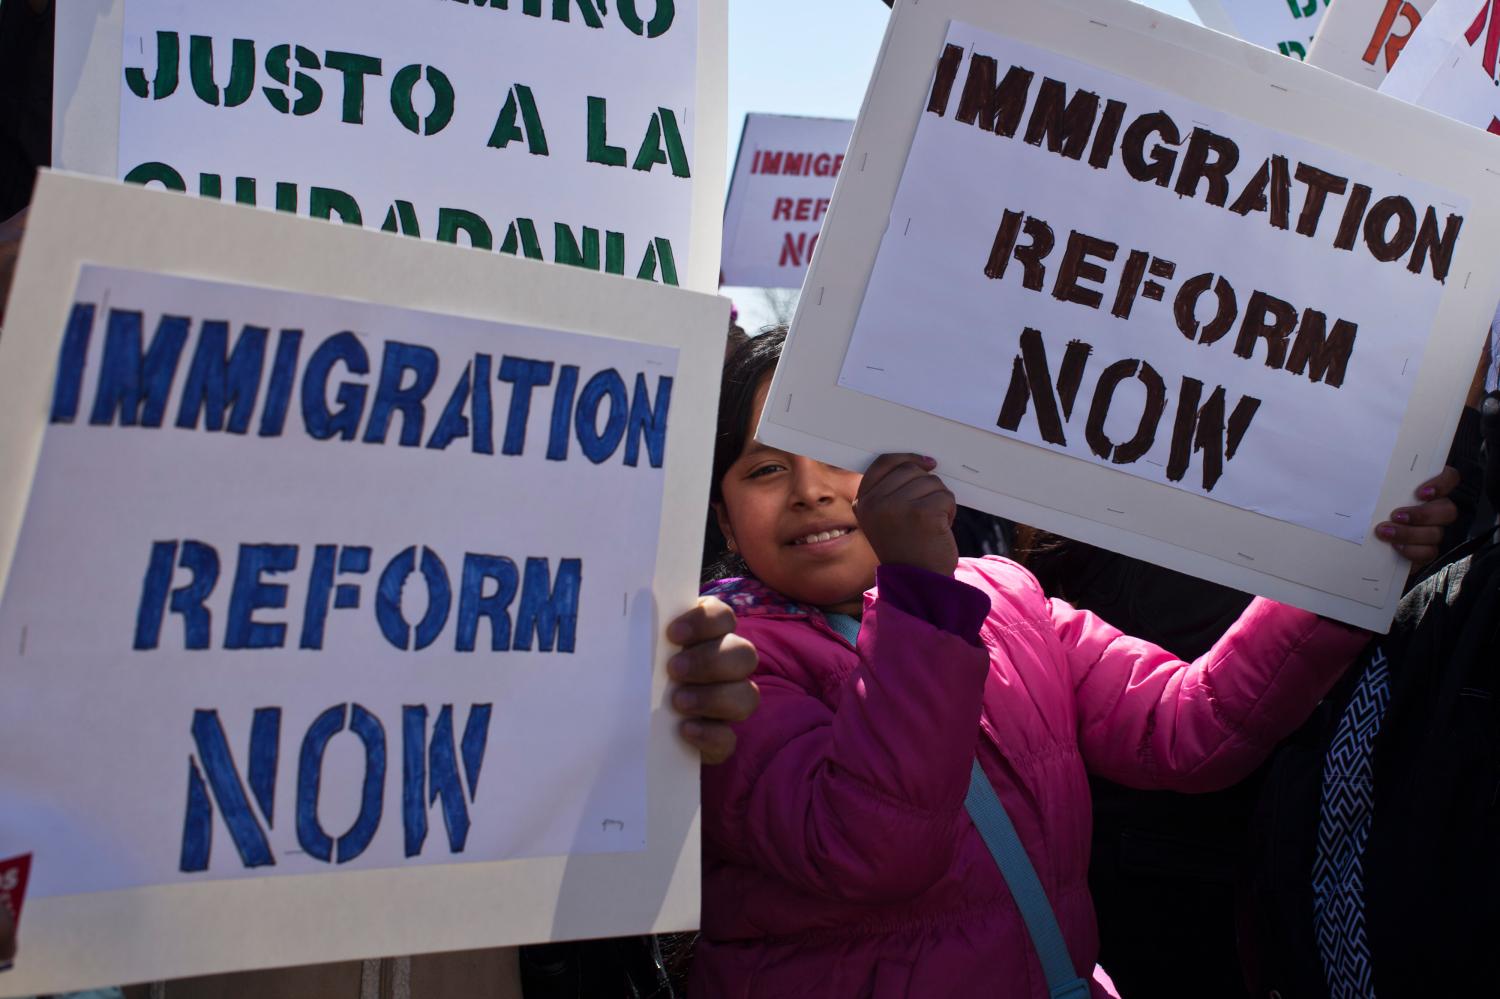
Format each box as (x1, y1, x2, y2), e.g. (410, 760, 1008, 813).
(665, 597, 760, 766)
(854, 454, 960, 577)
(1376, 465, 1462, 570)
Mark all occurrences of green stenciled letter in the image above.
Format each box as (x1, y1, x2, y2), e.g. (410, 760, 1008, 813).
(488, 84, 549, 155)
(632, 108, 690, 178)
(263, 44, 324, 116)
(124, 162, 186, 191)
(586, 97, 626, 167)
(554, 224, 601, 271)
(324, 51, 383, 125)
(437, 209, 494, 249)
(311, 188, 363, 226)
(382, 201, 422, 237)
(553, 0, 605, 27)
(125, 31, 179, 100)
(636, 237, 678, 285)
(189, 35, 255, 108)
(617, 0, 675, 38)
(499, 219, 544, 259)
(391, 64, 456, 136)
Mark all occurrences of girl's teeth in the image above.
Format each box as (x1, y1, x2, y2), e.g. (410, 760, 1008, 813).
(798, 529, 848, 545)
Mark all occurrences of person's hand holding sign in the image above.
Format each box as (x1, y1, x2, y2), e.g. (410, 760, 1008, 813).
(1377, 465, 1461, 570)
(666, 598, 759, 765)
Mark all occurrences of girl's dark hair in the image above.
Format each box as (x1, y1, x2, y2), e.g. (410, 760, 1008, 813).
(701, 326, 786, 582)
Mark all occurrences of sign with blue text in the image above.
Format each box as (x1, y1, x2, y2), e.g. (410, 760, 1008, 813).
(0, 172, 725, 995)
(759, 0, 1500, 631)
(53, 0, 727, 292)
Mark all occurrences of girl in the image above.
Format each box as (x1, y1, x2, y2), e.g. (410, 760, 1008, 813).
(691, 328, 1446, 998)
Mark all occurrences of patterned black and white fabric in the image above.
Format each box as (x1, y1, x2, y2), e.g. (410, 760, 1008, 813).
(1312, 647, 1393, 999)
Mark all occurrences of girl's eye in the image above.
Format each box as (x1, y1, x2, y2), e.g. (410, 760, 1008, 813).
(747, 462, 786, 479)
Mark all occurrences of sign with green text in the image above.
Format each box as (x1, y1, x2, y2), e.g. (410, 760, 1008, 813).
(53, 0, 726, 292)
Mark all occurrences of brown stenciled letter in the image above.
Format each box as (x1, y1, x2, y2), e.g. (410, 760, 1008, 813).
(996, 328, 1093, 446)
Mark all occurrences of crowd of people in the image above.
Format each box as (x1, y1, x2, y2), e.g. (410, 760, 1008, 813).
(4, 0, 1500, 996)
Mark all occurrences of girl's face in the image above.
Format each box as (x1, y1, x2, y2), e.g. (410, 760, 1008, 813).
(715, 377, 879, 615)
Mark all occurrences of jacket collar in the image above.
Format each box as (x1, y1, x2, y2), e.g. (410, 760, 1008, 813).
(702, 576, 814, 619)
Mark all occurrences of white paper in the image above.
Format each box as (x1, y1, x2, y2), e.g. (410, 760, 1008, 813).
(839, 22, 1456, 543)
(1307, 0, 1439, 84)
(1190, 0, 1325, 58)
(53, 0, 727, 292)
(0, 264, 676, 898)
(720, 114, 854, 290)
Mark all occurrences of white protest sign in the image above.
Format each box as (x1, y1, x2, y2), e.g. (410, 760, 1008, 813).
(1377, 0, 1500, 395)
(841, 21, 1450, 545)
(1189, 0, 1326, 58)
(720, 114, 854, 290)
(0, 172, 727, 995)
(1307, 0, 1439, 84)
(759, 0, 1500, 631)
(53, 0, 726, 293)
(1381, 0, 1500, 128)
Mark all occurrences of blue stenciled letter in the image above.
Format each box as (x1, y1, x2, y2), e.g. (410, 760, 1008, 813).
(402, 703, 492, 857)
(180, 707, 280, 872)
(515, 557, 582, 653)
(624, 373, 672, 468)
(135, 540, 220, 650)
(364, 341, 440, 446)
(296, 703, 386, 864)
(301, 332, 370, 441)
(225, 544, 298, 650)
(375, 546, 452, 651)
(455, 554, 520, 652)
(176, 321, 269, 433)
(89, 309, 190, 427)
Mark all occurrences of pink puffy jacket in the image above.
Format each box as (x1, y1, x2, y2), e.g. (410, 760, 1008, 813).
(691, 557, 1369, 998)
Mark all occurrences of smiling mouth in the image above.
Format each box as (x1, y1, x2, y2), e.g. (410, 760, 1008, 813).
(791, 528, 854, 546)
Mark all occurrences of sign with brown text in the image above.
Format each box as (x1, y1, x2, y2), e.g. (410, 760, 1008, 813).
(759, 0, 1500, 630)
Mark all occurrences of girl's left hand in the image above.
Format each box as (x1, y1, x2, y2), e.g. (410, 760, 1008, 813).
(1375, 465, 1460, 569)
(665, 597, 760, 765)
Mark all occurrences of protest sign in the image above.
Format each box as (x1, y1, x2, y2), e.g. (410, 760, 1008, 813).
(1307, 0, 1438, 83)
(1377, 0, 1500, 394)
(0, 172, 727, 995)
(52, 0, 727, 293)
(1380, 0, 1500, 128)
(1189, 0, 1325, 58)
(759, 0, 1500, 631)
(720, 114, 854, 289)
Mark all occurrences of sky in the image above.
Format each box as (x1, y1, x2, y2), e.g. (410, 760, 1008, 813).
(723, 0, 1203, 330)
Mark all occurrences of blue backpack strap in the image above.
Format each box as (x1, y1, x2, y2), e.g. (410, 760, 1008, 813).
(966, 760, 1091, 999)
(824, 611, 1089, 998)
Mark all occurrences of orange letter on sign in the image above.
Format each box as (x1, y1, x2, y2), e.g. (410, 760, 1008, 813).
(1362, 0, 1423, 71)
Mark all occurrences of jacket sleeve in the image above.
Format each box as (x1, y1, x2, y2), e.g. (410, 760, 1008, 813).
(1053, 592, 1371, 792)
(701, 567, 991, 904)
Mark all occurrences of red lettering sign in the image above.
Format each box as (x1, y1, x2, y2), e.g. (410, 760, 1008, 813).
(1362, 0, 1423, 70)
(1465, 0, 1500, 80)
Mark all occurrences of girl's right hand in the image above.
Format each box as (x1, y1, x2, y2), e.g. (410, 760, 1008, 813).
(854, 453, 959, 577)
